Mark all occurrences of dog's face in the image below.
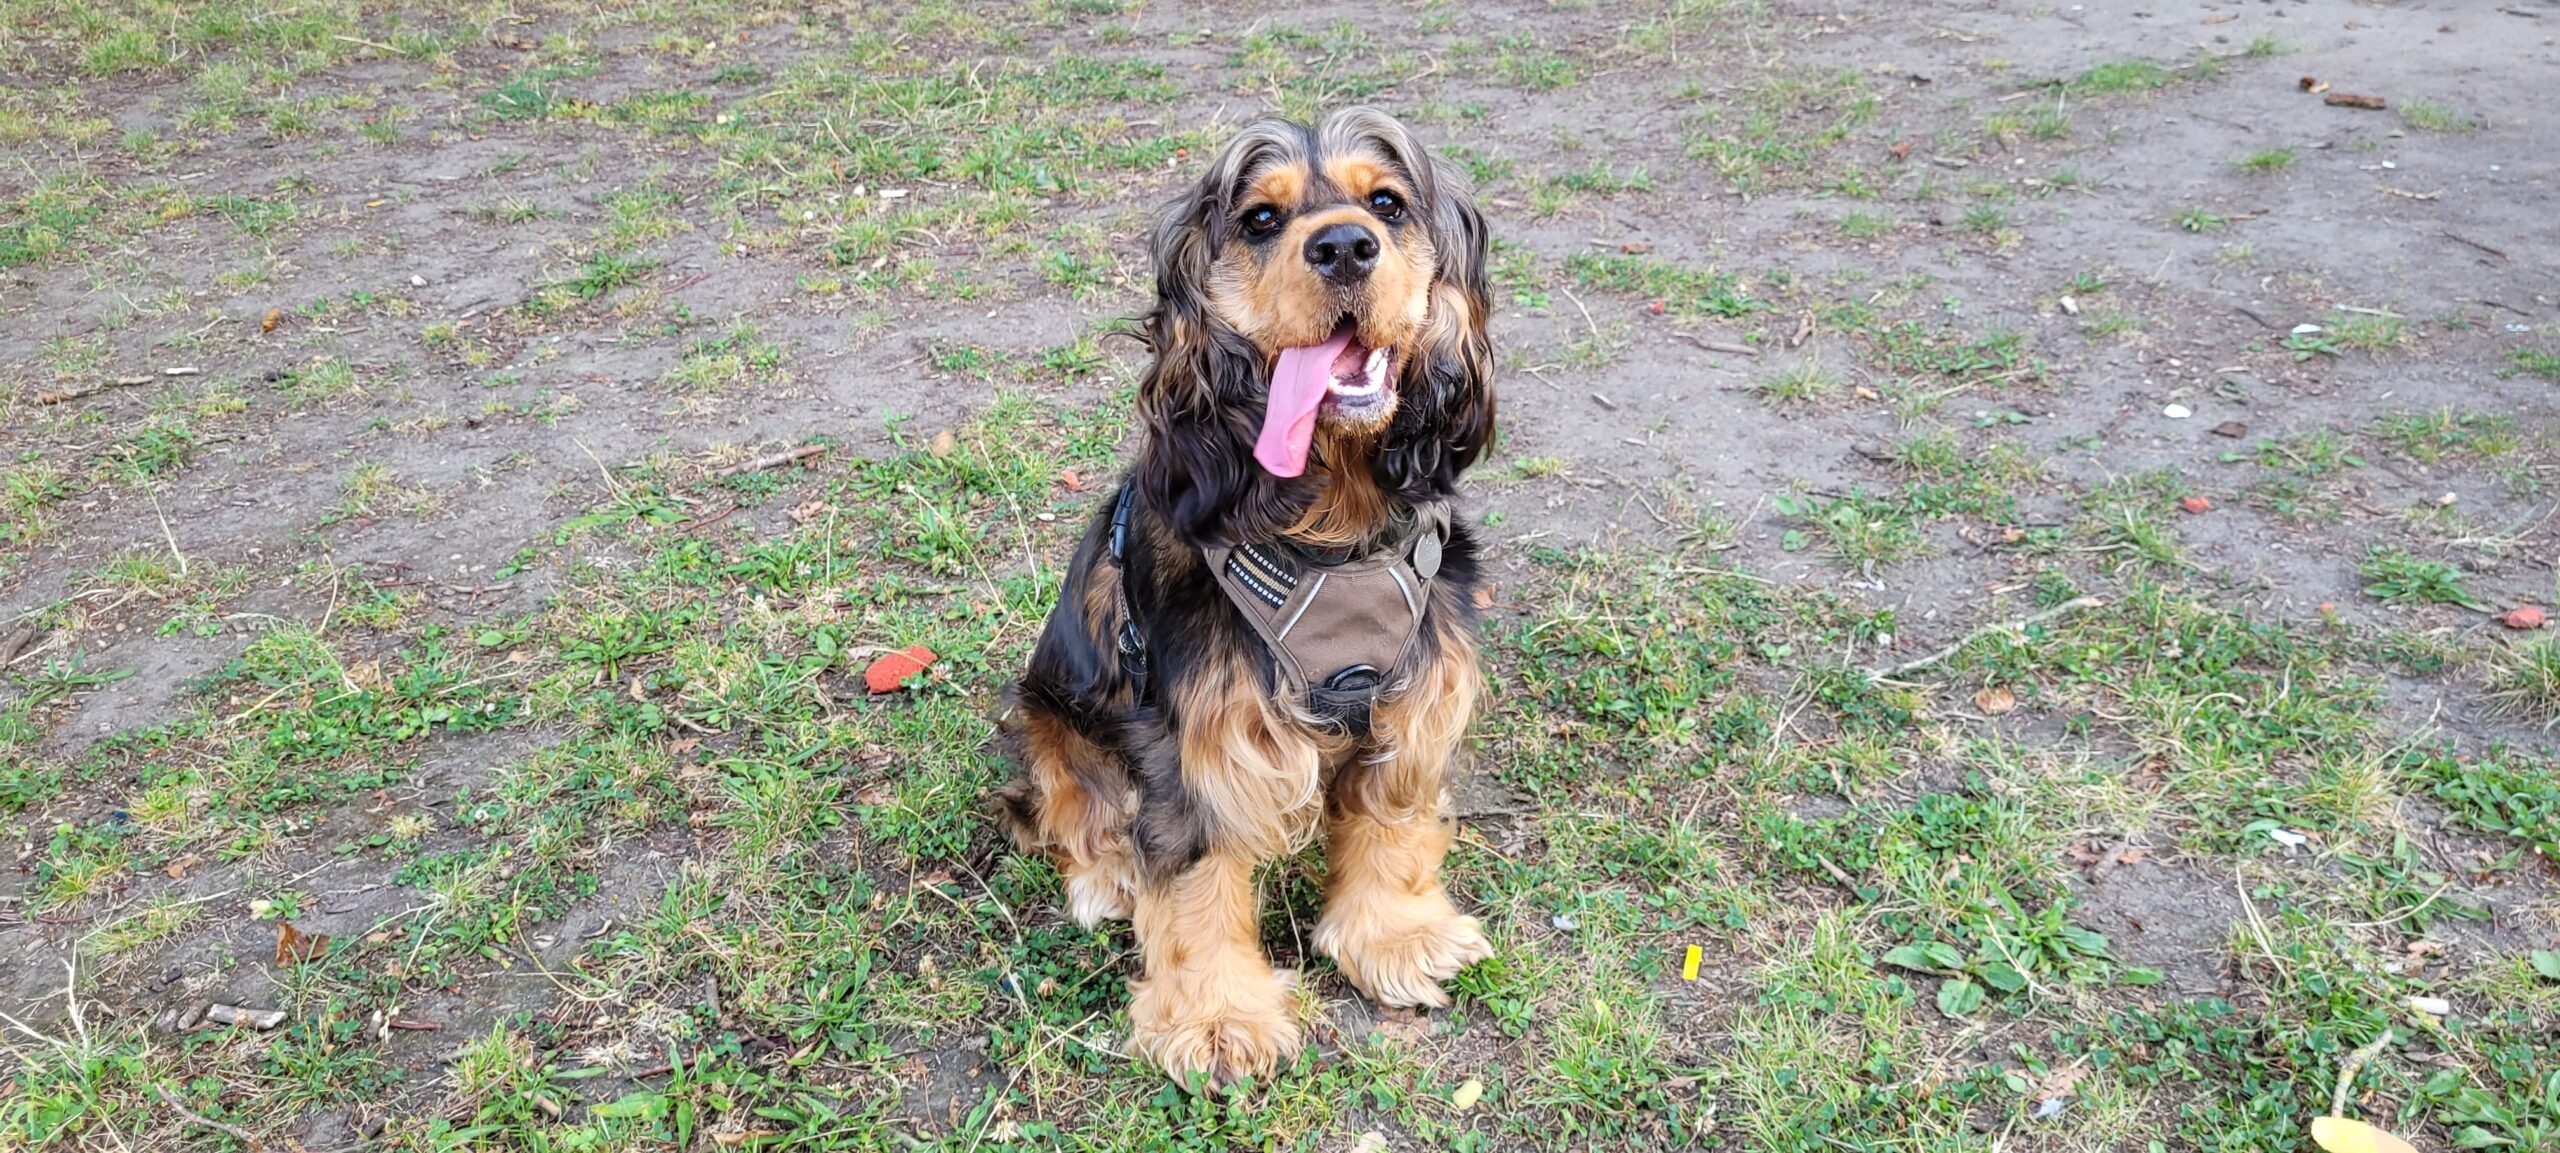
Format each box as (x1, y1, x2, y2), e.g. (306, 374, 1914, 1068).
(1139, 108, 1494, 545)
(1203, 125, 1441, 435)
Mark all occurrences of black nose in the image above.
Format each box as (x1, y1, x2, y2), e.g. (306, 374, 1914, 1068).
(1302, 221, 1380, 285)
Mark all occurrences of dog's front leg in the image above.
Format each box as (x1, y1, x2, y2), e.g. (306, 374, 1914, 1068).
(1126, 848, 1301, 1088)
(1314, 635, 1492, 1008)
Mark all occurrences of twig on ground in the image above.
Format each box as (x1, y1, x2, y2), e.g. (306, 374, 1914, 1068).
(1868, 596, 2103, 682)
(1678, 333, 1760, 357)
(2329, 1029, 2394, 1117)
(715, 445, 827, 477)
(156, 1084, 265, 1151)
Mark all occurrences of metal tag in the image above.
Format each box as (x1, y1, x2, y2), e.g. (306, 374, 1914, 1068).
(1410, 530, 1442, 581)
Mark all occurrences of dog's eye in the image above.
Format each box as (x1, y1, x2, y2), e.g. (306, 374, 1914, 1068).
(1368, 190, 1405, 221)
(1241, 206, 1283, 237)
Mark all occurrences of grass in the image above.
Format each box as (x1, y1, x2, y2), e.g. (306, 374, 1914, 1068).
(3, 6, 2556, 1152)
(2400, 100, 2477, 133)
(2507, 347, 2560, 383)
(2484, 638, 2560, 728)
(2235, 147, 2294, 173)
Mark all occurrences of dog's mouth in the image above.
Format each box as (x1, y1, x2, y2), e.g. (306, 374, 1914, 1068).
(1252, 317, 1398, 478)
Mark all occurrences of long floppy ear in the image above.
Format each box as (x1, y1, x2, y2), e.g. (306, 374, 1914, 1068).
(1360, 118, 1495, 501)
(1134, 124, 1312, 546)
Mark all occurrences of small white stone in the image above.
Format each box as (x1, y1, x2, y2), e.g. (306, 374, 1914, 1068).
(2163, 404, 2193, 419)
(2409, 995, 2452, 1017)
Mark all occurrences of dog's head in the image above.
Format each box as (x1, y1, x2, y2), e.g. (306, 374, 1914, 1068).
(1136, 107, 1493, 546)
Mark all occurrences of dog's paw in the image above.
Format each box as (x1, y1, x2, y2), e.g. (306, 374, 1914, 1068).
(1127, 967, 1302, 1090)
(1314, 899, 1490, 1009)
(1063, 865, 1134, 928)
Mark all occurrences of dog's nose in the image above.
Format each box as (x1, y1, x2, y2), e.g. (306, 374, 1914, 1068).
(1302, 221, 1380, 285)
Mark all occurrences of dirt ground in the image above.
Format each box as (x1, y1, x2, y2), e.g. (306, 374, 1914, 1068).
(4, 1, 2558, 1150)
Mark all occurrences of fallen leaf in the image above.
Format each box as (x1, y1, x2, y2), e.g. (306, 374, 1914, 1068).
(1617, 242, 1652, 254)
(2324, 92, 2386, 110)
(2310, 1116, 2417, 1153)
(668, 736, 702, 756)
(1471, 586, 1497, 610)
(2117, 846, 2149, 866)
(261, 308, 284, 333)
(2179, 495, 2214, 514)
(276, 921, 330, 965)
(1058, 468, 1085, 492)
(164, 856, 201, 880)
(2202, 12, 2234, 23)
(2211, 420, 2248, 438)
(1450, 1078, 1486, 1111)
(928, 430, 957, 458)
(1973, 685, 2018, 715)
(2501, 606, 2547, 630)
(1889, 141, 1912, 160)
(864, 645, 937, 693)
(1349, 1133, 1390, 1153)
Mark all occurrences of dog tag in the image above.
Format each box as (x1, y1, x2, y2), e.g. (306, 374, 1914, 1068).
(1411, 530, 1441, 581)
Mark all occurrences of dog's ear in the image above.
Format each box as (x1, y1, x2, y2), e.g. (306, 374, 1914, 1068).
(1375, 149, 1496, 501)
(1135, 129, 1309, 546)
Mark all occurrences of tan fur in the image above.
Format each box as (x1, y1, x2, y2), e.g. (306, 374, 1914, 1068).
(1000, 709, 1139, 927)
(1281, 456, 1393, 549)
(1312, 632, 1490, 1007)
(1171, 651, 1335, 862)
(1208, 156, 1437, 359)
(1127, 849, 1302, 1086)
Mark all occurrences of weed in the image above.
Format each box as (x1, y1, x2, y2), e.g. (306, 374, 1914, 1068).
(2359, 547, 2489, 611)
(2236, 147, 2294, 173)
(2174, 207, 2227, 233)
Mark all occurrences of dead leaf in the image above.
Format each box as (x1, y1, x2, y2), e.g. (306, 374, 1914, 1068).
(1973, 685, 2017, 715)
(2325, 92, 2386, 110)
(2211, 420, 2248, 438)
(789, 498, 832, 524)
(928, 430, 957, 458)
(1349, 1133, 1389, 1153)
(1058, 468, 1085, 492)
(668, 736, 702, 756)
(864, 645, 938, 693)
(2202, 12, 2235, 23)
(1471, 586, 1497, 610)
(2500, 606, 2547, 630)
(261, 308, 284, 333)
(1450, 1078, 1486, 1111)
(2179, 495, 2214, 514)
(2117, 846, 2150, 866)
(164, 856, 201, 880)
(276, 921, 330, 965)
(855, 782, 895, 807)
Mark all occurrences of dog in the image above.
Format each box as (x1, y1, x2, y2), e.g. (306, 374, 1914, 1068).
(993, 106, 1496, 1087)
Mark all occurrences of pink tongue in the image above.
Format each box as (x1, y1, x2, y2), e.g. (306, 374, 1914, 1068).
(1253, 327, 1355, 477)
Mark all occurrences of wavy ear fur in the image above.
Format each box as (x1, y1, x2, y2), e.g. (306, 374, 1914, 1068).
(1374, 149, 1495, 502)
(1133, 123, 1317, 547)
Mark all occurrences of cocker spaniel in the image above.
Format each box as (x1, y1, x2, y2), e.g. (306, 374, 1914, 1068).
(995, 106, 1495, 1087)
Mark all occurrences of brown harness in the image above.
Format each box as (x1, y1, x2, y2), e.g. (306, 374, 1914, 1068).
(1112, 484, 1446, 728)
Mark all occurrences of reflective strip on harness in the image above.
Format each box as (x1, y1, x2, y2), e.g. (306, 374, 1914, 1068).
(1205, 506, 1447, 718)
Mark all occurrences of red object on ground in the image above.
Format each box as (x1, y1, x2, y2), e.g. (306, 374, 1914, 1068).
(866, 645, 938, 693)
(2179, 495, 2213, 514)
(2503, 606, 2548, 630)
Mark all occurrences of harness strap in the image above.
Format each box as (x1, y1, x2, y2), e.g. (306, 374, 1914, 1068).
(1108, 484, 1149, 703)
(1108, 481, 1449, 727)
